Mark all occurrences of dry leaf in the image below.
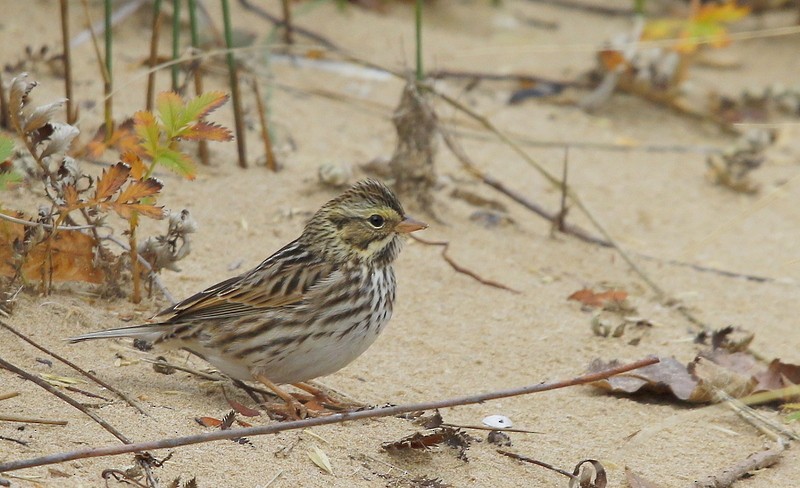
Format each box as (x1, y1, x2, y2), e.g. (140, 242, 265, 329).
(227, 398, 260, 417)
(569, 288, 629, 309)
(588, 357, 703, 402)
(308, 445, 333, 475)
(195, 417, 222, 428)
(40, 373, 84, 387)
(754, 359, 800, 397)
(0, 214, 105, 283)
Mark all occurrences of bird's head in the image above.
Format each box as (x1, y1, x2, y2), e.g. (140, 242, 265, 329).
(302, 179, 427, 265)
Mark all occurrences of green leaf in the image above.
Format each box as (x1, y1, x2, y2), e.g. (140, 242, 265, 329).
(155, 92, 184, 137)
(133, 111, 161, 159)
(183, 91, 229, 122)
(155, 148, 196, 180)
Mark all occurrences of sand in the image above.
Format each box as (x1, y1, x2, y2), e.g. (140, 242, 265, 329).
(2, 1, 800, 487)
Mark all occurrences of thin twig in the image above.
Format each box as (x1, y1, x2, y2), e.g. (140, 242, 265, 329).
(688, 439, 786, 488)
(237, 0, 339, 49)
(0, 357, 659, 472)
(441, 423, 542, 434)
(0, 392, 19, 401)
(60, 0, 75, 124)
(0, 212, 100, 231)
(0, 355, 130, 443)
(279, 0, 293, 45)
(251, 77, 277, 171)
(0, 320, 146, 414)
(145, 0, 163, 111)
(0, 415, 68, 426)
(497, 450, 575, 479)
(410, 235, 520, 293)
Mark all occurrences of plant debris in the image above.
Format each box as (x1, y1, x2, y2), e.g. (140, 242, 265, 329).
(383, 427, 473, 462)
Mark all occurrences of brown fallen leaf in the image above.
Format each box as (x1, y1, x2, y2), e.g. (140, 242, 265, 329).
(588, 357, 704, 402)
(569, 288, 630, 310)
(195, 416, 222, 428)
(383, 427, 473, 461)
(226, 398, 260, 417)
(753, 359, 800, 398)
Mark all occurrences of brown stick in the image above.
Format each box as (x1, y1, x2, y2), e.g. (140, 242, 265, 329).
(146, 0, 163, 111)
(0, 355, 130, 443)
(60, 0, 76, 124)
(688, 440, 785, 488)
(279, 0, 293, 45)
(0, 357, 659, 472)
(411, 235, 520, 293)
(0, 414, 68, 426)
(0, 320, 146, 414)
(251, 77, 277, 171)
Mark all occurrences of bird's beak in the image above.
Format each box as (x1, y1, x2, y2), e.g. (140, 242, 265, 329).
(395, 216, 428, 234)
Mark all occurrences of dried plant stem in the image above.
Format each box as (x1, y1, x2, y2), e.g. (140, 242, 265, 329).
(415, 0, 423, 81)
(688, 440, 786, 488)
(80, 0, 112, 135)
(104, 234, 175, 304)
(0, 356, 130, 443)
(0, 356, 659, 472)
(280, 0, 293, 45)
(0, 415, 68, 426)
(410, 235, 519, 293)
(0, 392, 19, 401)
(59, 0, 76, 124)
(237, 0, 338, 49)
(222, 0, 247, 168)
(171, 0, 181, 92)
(251, 77, 277, 171)
(146, 0, 163, 111)
(103, 0, 114, 137)
(187, 0, 209, 165)
(0, 320, 146, 415)
(129, 216, 142, 304)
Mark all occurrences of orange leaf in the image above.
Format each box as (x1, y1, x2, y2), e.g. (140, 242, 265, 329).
(121, 151, 147, 180)
(110, 202, 164, 220)
(195, 417, 222, 428)
(180, 121, 234, 142)
(62, 185, 80, 209)
(116, 178, 163, 204)
(0, 212, 105, 284)
(568, 288, 628, 308)
(227, 398, 260, 417)
(598, 49, 627, 71)
(94, 162, 131, 201)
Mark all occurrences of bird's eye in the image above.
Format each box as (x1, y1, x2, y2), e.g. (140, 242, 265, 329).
(368, 214, 385, 228)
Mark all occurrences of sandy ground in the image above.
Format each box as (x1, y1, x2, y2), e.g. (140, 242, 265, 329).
(2, 1, 800, 487)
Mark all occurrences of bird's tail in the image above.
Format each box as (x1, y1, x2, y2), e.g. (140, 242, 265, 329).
(68, 324, 172, 344)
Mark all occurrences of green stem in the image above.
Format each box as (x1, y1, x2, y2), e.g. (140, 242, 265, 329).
(187, 0, 199, 46)
(171, 0, 181, 91)
(415, 0, 423, 81)
(222, 0, 247, 167)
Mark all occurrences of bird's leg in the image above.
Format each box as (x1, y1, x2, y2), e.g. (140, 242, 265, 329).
(254, 374, 307, 420)
(291, 382, 358, 411)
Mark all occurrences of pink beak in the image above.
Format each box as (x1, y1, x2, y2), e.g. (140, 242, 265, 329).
(395, 216, 428, 234)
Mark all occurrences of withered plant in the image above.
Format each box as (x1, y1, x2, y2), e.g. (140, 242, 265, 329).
(0, 74, 232, 303)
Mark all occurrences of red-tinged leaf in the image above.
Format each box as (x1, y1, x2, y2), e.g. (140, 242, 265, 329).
(195, 417, 222, 428)
(155, 148, 196, 180)
(121, 151, 147, 180)
(183, 91, 229, 122)
(133, 111, 160, 158)
(568, 288, 629, 309)
(155, 91, 184, 135)
(116, 178, 163, 204)
(180, 121, 234, 142)
(236, 419, 253, 428)
(94, 162, 131, 201)
(599, 49, 628, 71)
(76, 118, 143, 159)
(111, 202, 165, 220)
(227, 398, 260, 417)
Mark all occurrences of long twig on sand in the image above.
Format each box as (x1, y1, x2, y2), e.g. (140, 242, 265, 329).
(688, 440, 786, 488)
(410, 235, 520, 293)
(0, 357, 658, 472)
(0, 320, 146, 414)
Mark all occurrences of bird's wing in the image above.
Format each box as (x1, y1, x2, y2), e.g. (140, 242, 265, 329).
(151, 241, 334, 323)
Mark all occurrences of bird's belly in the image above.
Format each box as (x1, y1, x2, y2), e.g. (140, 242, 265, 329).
(263, 314, 389, 384)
